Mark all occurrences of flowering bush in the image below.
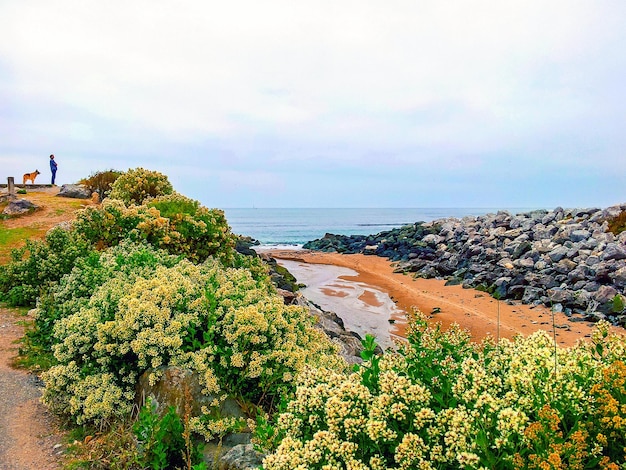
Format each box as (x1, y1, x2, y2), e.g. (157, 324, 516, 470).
(261, 313, 626, 469)
(30, 241, 181, 351)
(72, 194, 235, 264)
(42, 257, 339, 429)
(0, 226, 93, 306)
(108, 167, 173, 205)
(147, 193, 235, 263)
(73, 194, 235, 263)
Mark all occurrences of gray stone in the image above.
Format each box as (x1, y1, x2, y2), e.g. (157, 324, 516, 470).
(57, 184, 92, 199)
(583, 238, 599, 250)
(515, 258, 535, 269)
(522, 287, 544, 304)
(567, 266, 590, 283)
(422, 234, 441, 245)
(548, 246, 569, 263)
(547, 288, 574, 304)
(2, 198, 39, 215)
(611, 267, 626, 287)
(136, 367, 246, 419)
(217, 444, 264, 470)
(554, 259, 577, 274)
(594, 285, 619, 304)
(602, 243, 626, 261)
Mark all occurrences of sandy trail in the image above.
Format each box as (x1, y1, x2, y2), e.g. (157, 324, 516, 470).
(0, 308, 62, 469)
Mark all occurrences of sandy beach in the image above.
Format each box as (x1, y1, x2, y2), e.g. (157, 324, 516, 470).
(267, 249, 623, 347)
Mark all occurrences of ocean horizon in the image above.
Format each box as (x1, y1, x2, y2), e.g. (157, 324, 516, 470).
(223, 207, 539, 245)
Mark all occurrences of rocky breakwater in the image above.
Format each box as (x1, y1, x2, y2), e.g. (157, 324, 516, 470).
(303, 204, 626, 328)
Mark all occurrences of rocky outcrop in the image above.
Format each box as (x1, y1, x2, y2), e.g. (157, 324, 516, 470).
(304, 204, 626, 327)
(213, 444, 264, 470)
(293, 295, 378, 362)
(2, 198, 39, 215)
(56, 184, 92, 199)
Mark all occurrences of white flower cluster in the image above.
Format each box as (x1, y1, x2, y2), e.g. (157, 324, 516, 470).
(263, 314, 626, 469)
(43, 254, 341, 429)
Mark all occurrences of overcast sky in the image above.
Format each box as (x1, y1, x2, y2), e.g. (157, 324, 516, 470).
(1, 1, 625, 209)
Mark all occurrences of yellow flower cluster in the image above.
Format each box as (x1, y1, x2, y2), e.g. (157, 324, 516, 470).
(108, 167, 173, 205)
(43, 254, 341, 430)
(263, 314, 626, 469)
(73, 190, 235, 263)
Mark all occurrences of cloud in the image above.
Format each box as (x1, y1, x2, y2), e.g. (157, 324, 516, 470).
(0, 1, 624, 208)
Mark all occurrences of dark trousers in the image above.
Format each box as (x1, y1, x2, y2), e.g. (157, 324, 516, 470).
(51, 170, 57, 185)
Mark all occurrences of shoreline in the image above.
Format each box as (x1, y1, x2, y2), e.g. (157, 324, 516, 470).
(266, 249, 622, 347)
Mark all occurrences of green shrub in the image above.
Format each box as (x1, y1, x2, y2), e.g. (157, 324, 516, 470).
(108, 167, 173, 205)
(0, 226, 93, 306)
(611, 294, 625, 313)
(79, 169, 123, 201)
(27, 241, 182, 353)
(42, 258, 340, 429)
(147, 193, 235, 263)
(261, 313, 626, 469)
(72, 195, 236, 263)
(134, 398, 187, 470)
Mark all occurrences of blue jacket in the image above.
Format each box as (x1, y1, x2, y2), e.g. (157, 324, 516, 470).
(50, 158, 57, 172)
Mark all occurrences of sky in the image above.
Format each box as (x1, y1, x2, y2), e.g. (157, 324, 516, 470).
(1, 1, 625, 209)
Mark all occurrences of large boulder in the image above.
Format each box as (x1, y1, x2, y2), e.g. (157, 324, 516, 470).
(2, 198, 39, 215)
(57, 184, 92, 199)
(136, 367, 246, 419)
(215, 444, 264, 470)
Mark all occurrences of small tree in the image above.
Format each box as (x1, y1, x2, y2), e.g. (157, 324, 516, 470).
(79, 169, 123, 201)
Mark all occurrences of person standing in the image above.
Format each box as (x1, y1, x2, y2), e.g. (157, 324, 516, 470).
(50, 154, 58, 185)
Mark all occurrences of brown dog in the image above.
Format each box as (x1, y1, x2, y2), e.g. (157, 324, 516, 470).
(23, 170, 40, 184)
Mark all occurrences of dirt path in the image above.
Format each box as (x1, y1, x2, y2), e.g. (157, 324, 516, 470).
(0, 308, 63, 469)
(0, 187, 89, 468)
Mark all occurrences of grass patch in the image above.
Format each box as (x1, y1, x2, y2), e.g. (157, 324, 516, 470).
(62, 420, 142, 470)
(607, 210, 626, 235)
(0, 226, 43, 264)
(0, 226, 41, 245)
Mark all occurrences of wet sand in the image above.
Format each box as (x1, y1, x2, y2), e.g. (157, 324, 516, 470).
(267, 249, 623, 347)
(277, 259, 404, 349)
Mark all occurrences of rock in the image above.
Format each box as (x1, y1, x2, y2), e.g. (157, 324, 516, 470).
(136, 367, 246, 419)
(276, 288, 297, 304)
(421, 234, 441, 245)
(57, 184, 92, 199)
(602, 243, 626, 261)
(570, 229, 591, 242)
(611, 267, 626, 287)
(522, 287, 543, 304)
(548, 246, 569, 263)
(2, 198, 39, 215)
(300, 202, 626, 325)
(594, 285, 619, 304)
(217, 444, 264, 470)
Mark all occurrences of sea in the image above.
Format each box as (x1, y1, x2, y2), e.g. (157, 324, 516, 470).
(223, 207, 535, 246)
(223, 207, 537, 348)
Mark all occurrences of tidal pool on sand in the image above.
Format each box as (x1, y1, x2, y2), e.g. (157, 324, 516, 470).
(276, 259, 406, 350)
